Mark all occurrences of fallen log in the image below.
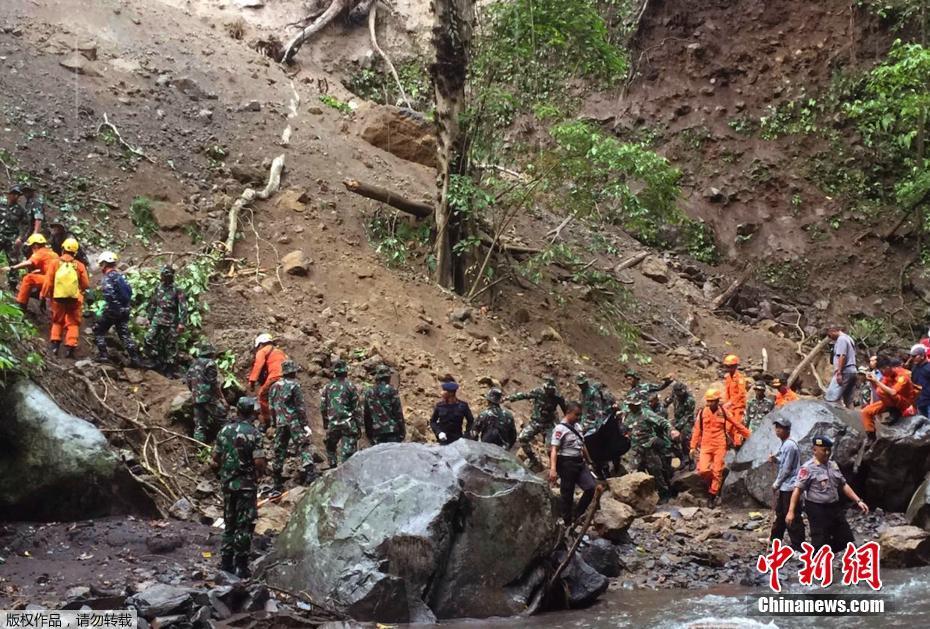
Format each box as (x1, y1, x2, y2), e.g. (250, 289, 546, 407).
(225, 154, 285, 257)
(787, 337, 829, 389)
(477, 232, 542, 255)
(711, 269, 752, 311)
(614, 251, 649, 272)
(343, 178, 433, 219)
(281, 0, 349, 63)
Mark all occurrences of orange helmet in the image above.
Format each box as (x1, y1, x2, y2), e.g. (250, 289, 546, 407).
(723, 354, 740, 366)
(704, 388, 722, 401)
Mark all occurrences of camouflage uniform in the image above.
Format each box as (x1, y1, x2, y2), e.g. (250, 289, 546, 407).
(474, 396, 517, 449)
(666, 388, 696, 465)
(143, 269, 187, 373)
(625, 403, 673, 496)
(577, 374, 617, 434)
(857, 382, 872, 408)
(269, 366, 315, 490)
(363, 371, 405, 444)
(508, 380, 566, 465)
(321, 369, 361, 466)
(21, 193, 44, 227)
(185, 350, 226, 443)
(94, 268, 140, 363)
(0, 196, 30, 289)
(212, 399, 265, 575)
(745, 396, 775, 432)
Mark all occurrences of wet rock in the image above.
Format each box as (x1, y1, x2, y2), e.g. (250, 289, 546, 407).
(861, 414, 930, 511)
(168, 497, 194, 521)
(145, 534, 184, 554)
(264, 441, 558, 622)
(168, 390, 192, 422)
(553, 552, 608, 607)
(580, 538, 622, 577)
(242, 584, 270, 612)
(592, 497, 635, 542)
(150, 201, 196, 231)
(356, 104, 437, 168)
(126, 584, 193, 619)
(608, 472, 658, 516)
(640, 256, 670, 284)
(906, 472, 930, 531)
(877, 526, 930, 567)
(281, 250, 310, 276)
(59, 53, 101, 76)
(671, 470, 708, 495)
(0, 380, 154, 520)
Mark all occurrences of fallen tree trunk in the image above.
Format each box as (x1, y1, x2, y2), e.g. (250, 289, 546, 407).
(281, 0, 349, 63)
(225, 154, 285, 257)
(711, 269, 752, 311)
(787, 337, 829, 389)
(342, 179, 433, 219)
(478, 232, 541, 255)
(614, 251, 649, 272)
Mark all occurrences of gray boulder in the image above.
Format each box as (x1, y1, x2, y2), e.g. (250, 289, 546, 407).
(0, 380, 155, 520)
(579, 538, 622, 577)
(126, 584, 194, 619)
(552, 552, 608, 607)
(858, 414, 930, 511)
(906, 472, 930, 531)
(263, 441, 559, 622)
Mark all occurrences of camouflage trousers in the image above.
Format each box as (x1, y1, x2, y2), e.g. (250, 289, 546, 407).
(371, 433, 404, 445)
(193, 401, 226, 443)
(221, 488, 257, 561)
(272, 423, 315, 489)
(517, 419, 554, 463)
(635, 449, 671, 496)
(144, 322, 178, 371)
(94, 310, 138, 358)
(324, 423, 359, 466)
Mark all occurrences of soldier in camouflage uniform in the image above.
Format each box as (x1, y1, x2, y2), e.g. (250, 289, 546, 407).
(0, 186, 31, 289)
(665, 382, 696, 468)
(363, 364, 405, 444)
(624, 369, 673, 409)
(211, 396, 266, 578)
(624, 396, 675, 498)
(143, 266, 187, 375)
(576, 372, 617, 433)
(321, 359, 361, 467)
(745, 381, 775, 432)
(184, 342, 227, 443)
(856, 368, 872, 408)
(474, 388, 517, 448)
(507, 376, 566, 468)
(94, 251, 142, 366)
(19, 185, 44, 237)
(269, 360, 316, 492)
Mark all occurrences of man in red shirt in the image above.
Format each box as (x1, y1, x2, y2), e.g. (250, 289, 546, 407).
(690, 388, 750, 506)
(863, 355, 917, 439)
(773, 378, 799, 407)
(2, 233, 58, 309)
(248, 333, 288, 427)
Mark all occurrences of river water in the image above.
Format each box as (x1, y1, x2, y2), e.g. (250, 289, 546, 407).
(442, 567, 930, 628)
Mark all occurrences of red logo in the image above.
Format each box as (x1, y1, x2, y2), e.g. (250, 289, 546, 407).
(756, 541, 883, 592)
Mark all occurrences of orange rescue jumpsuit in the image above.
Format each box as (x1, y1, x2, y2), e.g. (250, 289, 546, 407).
(775, 388, 799, 407)
(691, 405, 750, 496)
(248, 344, 287, 425)
(16, 247, 59, 305)
(861, 367, 916, 432)
(723, 370, 748, 444)
(40, 254, 90, 348)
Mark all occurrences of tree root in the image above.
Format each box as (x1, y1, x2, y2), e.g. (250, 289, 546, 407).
(97, 113, 155, 163)
(368, 2, 412, 108)
(225, 154, 285, 259)
(281, 0, 349, 63)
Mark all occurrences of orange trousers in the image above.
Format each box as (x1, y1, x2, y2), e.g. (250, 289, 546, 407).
(697, 447, 727, 496)
(50, 299, 83, 347)
(258, 375, 280, 426)
(728, 406, 747, 446)
(862, 396, 911, 432)
(16, 273, 45, 305)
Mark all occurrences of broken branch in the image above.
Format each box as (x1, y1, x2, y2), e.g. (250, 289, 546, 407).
(343, 178, 433, 219)
(787, 337, 829, 389)
(97, 113, 155, 164)
(711, 269, 752, 311)
(614, 251, 649, 272)
(281, 0, 349, 63)
(225, 154, 285, 258)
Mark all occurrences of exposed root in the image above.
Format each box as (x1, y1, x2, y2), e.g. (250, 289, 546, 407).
(368, 2, 412, 109)
(97, 113, 155, 164)
(281, 0, 349, 64)
(224, 154, 285, 260)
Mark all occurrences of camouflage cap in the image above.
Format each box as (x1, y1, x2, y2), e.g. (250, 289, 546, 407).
(753, 380, 766, 391)
(237, 396, 257, 415)
(627, 394, 644, 407)
(198, 342, 217, 357)
(672, 381, 688, 393)
(333, 360, 348, 375)
(281, 360, 299, 375)
(485, 387, 503, 403)
(544, 375, 557, 388)
(575, 372, 589, 385)
(374, 364, 392, 379)
(161, 265, 176, 278)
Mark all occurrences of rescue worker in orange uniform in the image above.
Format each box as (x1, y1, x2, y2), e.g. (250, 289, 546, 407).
(773, 378, 799, 407)
(690, 388, 750, 507)
(862, 355, 917, 441)
(2, 233, 58, 310)
(248, 333, 288, 427)
(40, 237, 89, 358)
(722, 354, 748, 445)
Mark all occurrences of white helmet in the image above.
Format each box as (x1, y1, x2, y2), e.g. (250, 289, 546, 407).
(254, 333, 273, 348)
(98, 251, 118, 265)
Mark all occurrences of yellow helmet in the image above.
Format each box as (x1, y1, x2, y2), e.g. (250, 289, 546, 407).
(705, 388, 722, 401)
(25, 233, 47, 246)
(723, 354, 740, 366)
(62, 237, 80, 253)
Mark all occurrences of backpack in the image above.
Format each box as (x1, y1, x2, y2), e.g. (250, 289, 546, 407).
(53, 261, 81, 300)
(112, 273, 132, 307)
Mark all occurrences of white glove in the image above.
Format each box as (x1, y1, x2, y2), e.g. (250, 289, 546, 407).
(304, 426, 312, 437)
(438, 431, 447, 442)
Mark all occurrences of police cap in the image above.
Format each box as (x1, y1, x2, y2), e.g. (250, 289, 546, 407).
(812, 435, 833, 448)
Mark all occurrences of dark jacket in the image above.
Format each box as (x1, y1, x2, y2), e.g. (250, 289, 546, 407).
(430, 399, 474, 445)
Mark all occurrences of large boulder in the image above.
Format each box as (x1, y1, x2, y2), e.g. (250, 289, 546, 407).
(579, 538, 622, 577)
(906, 472, 930, 531)
(607, 472, 658, 515)
(591, 496, 635, 543)
(551, 552, 608, 607)
(356, 104, 438, 168)
(877, 526, 930, 568)
(0, 380, 155, 520)
(263, 441, 560, 622)
(724, 400, 930, 511)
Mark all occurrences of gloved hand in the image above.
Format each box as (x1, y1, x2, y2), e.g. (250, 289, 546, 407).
(438, 431, 447, 443)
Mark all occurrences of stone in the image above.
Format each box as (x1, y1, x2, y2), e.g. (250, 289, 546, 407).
(126, 584, 193, 619)
(640, 256, 670, 284)
(239, 100, 262, 112)
(0, 381, 154, 520)
(704, 187, 726, 202)
(65, 586, 92, 600)
(168, 390, 193, 422)
(539, 326, 563, 343)
(77, 40, 97, 61)
(168, 497, 194, 521)
(174, 76, 214, 101)
(255, 503, 290, 535)
(235, 0, 265, 8)
(356, 103, 438, 168)
(553, 552, 608, 607)
(591, 497, 635, 543)
(671, 470, 709, 496)
(449, 307, 472, 323)
(579, 538, 622, 577)
(144, 534, 184, 554)
(608, 473, 658, 516)
(264, 441, 560, 622)
(281, 250, 310, 276)
(724, 400, 930, 511)
(59, 53, 101, 76)
(275, 189, 309, 212)
(150, 201, 196, 231)
(877, 526, 930, 568)
(906, 472, 930, 531)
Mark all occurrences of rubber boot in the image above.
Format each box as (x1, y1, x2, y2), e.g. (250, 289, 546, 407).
(95, 351, 111, 364)
(220, 554, 235, 574)
(272, 472, 285, 494)
(65, 346, 76, 359)
(235, 556, 251, 579)
(48, 341, 61, 357)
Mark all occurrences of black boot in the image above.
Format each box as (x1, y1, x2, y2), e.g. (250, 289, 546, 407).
(95, 351, 111, 364)
(48, 341, 61, 357)
(220, 554, 235, 574)
(65, 346, 76, 359)
(235, 556, 251, 579)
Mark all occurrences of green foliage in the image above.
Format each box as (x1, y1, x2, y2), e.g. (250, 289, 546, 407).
(728, 116, 757, 135)
(758, 260, 809, 292)
(0, 289, 42, 375)
(216, 350, 240, 390)
(759, 98, 822, 139)
(319, 94, 352, 114)
(346, 61, 432, 111)
(848, 316, 893, 349)
(130, 196, 158, 242)
(544, 120, 682, 245)
(683, 220, 720, 263)
(366, 213, 431, 268)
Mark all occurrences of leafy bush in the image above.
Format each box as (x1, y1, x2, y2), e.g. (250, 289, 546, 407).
(130, 196, 158, 242)
(319, 94, 352, 114)
(0, 290, 42, 376)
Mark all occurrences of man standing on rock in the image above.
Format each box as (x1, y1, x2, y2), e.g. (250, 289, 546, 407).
(549, 401, 597, 525)
(269, 360, 316, 493)
(786, 436, 868, 553)
(507, 375, 566, 468)
(363, 364, 406, 444)
(665, 382, 695, 467)
(576, 372, 617, 433)
(906, 344, 930, 418)
(93, 251, 142, 366)
(184, 342, 227, 443)
(745, 381, 774, 432)
(474, 388, 517, 449)
(773, 377, 799, 407)
(690, 388, 749, 507)
(826, 324, 858, 408)
(625, 396, 675, 499)
(721, 355, 748, 444)
(143, 266, 187, 376)
(863, 355, 917, 441)
(768, 417, 805, 550)
(321, 359, 361, 466)
(211, 396, 266, 578)
(248, 334, 288, 427)
(429, 377, 474, 445)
